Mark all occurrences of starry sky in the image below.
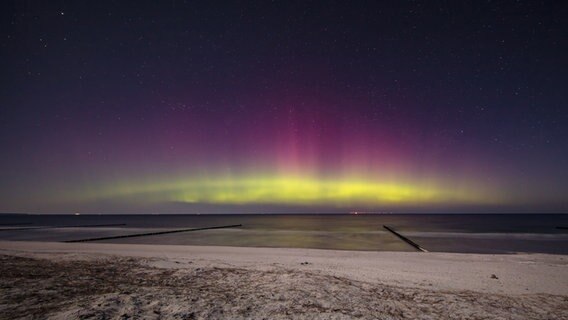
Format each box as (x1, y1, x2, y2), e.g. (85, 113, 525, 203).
(1, 1, 566, 213)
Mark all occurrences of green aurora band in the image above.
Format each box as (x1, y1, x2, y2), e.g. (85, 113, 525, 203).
(62, 171, 504, 211)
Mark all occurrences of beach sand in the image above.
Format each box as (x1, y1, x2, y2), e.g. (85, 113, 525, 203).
(1, 241, 567, 319)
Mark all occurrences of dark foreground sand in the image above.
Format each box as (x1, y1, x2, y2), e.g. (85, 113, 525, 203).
(0, 241, 567, 319)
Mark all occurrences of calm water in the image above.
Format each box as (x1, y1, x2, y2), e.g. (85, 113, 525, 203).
(1, 214, 567, 254)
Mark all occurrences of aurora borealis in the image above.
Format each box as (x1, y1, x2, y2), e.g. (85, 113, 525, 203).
(1, 1, 567, 213)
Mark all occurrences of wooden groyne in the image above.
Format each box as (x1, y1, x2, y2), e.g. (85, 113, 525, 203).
(64, 224, 243, 243)
(383, 225, 428, 252)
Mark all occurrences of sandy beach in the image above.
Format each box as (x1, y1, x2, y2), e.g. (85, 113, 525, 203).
(1, 241, 567, 319)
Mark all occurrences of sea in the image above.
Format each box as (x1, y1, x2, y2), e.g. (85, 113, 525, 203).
(0, 214, 567, 254)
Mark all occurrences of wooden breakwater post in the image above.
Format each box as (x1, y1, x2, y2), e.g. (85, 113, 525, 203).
(64, 224, 243, 243)
(383, 225, 428, 252)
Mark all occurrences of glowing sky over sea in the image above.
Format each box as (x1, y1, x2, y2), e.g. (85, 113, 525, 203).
(1, 1, 566, 213)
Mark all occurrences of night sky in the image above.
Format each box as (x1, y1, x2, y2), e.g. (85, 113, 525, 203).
(1, 1, 566, 213)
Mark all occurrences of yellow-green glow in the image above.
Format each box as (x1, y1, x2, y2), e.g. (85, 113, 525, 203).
(175, 177, 437, 204)
(72, 172, 502, 208)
